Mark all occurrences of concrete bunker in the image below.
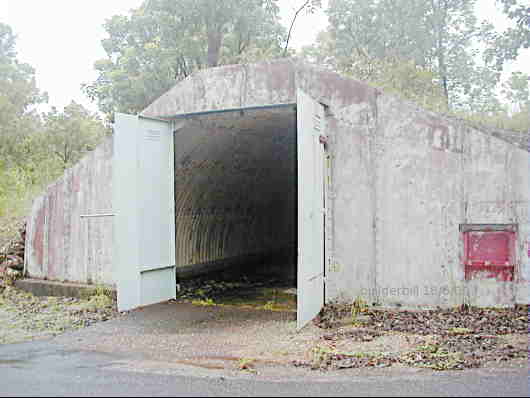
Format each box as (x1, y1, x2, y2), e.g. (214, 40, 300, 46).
(24, 60, 529, 327)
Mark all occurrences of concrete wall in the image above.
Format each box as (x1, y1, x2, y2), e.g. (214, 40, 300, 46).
(328, 93, 529, 307)
(25, 138, 114, 285)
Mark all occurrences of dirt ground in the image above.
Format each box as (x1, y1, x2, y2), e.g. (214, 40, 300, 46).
(54, 301, 527, 377)
(1, 277, 527, 378)
(0, 280, 118, 345)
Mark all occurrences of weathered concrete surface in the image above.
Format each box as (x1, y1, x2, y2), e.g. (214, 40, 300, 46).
(365, 94, 529, 307)
(325, 86, 529, 307)
(143, 61, 297, 117)
(25, 138, 113, 286)
(145, 60, 530, 307)
(14, 278, 116, 299)
(25, 59, 529, 308)
(142, 59, 380, 126)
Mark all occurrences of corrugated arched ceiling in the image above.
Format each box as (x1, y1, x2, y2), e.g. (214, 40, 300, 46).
(173, 106, 297, 269)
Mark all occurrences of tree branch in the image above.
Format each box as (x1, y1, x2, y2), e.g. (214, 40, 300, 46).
(283, 0, 311, 57)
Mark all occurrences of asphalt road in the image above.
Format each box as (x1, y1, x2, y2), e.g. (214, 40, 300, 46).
(1, 340, 528, 397)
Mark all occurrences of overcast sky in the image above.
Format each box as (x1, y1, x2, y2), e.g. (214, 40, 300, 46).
(1, 0, 528, 113)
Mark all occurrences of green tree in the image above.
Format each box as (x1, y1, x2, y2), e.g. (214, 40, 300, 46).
(0, 23, 46, 241)
(41, 102, 109, 169)
(485, 0, 530, 69)
(502, 71, 530, 110)
(84, 0, 286, 117)
(0, 23, 107, 245)
(463, 71, 529, 133)
(302, 31, 447, 112)
(0, 23, 47, 167)
(498, 71, 529, 132)
(305, 0, 500, 112)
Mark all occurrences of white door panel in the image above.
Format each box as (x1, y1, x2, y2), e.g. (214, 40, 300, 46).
(114, 114, 176, 312)
(297, 91, 325, 330)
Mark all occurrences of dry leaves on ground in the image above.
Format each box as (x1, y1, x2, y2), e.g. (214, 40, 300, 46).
(299, 304, 529, 371)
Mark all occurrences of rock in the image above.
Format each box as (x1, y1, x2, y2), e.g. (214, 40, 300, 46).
(336, 315, 373, 328)
(356, 315, 373, 324)
(11, 242, 25, 251)
(5, 255, 23, 271)
(8, 262, 24, 271)
(6, 268, 21, 278)
(66, 305, 86, 314)
(7, 254, 22, 262)
(0, 225, 26, 272)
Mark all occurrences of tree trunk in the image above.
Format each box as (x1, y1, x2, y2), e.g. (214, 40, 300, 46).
(442, 74, 449, 109)
(437, 44, 450, 109)
(435, 0, 450, 110)
(283, 0, 311, 57)
(207, 30, 222, 67)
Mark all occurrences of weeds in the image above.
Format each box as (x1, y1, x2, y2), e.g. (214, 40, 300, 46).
(350, 297, 368, 325)
(400, 346, 466, 371)
(237, 358, 257, 373)
(192, 298, 216, 307)
(81, 284, 114, 300)
(447, 327, 472, 336)
(304, 344, 396, 370)
(0, 285, 117, 345)
(262, 300, 277, 311)
(310, 344, 336, 370)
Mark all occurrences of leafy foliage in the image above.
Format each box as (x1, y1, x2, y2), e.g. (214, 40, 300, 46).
(0, 23, 107, 246)
(304, 305, 528, 371)
(0, 23, 47, 168)
(485, 0, 530, 69)
(41, 102, 108, 169)
(84, 0, 287, 117)
(0, 285, 116, 345)
(300, 0, 529, 132)
(303, 0, 504, 113)
(463, 71, 529, 132)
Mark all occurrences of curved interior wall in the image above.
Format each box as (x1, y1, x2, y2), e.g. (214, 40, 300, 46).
(174, 107, 297, 279)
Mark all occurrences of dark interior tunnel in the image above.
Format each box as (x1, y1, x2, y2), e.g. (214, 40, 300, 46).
(173, 106, 298, 287)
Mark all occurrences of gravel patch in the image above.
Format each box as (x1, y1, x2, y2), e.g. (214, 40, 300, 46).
(0, 282, 118, 345)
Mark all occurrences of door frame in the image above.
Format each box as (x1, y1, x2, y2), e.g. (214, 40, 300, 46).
(113, 102, 327, 323)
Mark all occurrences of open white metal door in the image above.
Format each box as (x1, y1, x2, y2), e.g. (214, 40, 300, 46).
(113, 113, 176, 312)
(297, 90, 325, 330)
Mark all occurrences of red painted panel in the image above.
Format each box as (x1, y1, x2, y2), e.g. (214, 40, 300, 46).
(467, 231, 513, 263)
(463, 230, 516, 281)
